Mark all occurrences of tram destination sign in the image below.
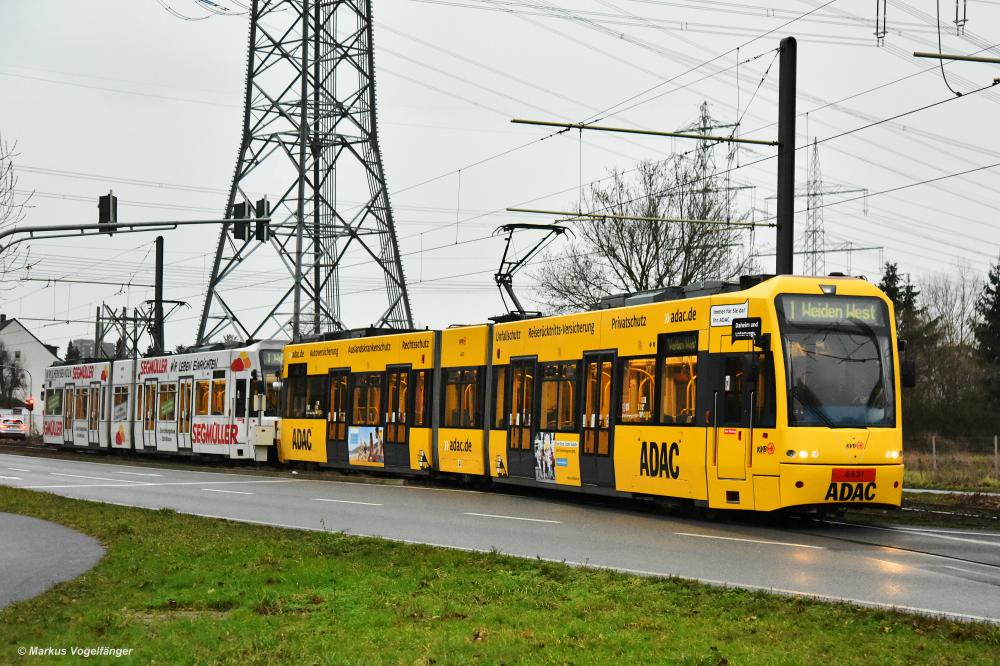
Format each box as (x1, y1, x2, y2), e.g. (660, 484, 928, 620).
(779, 295, 886, 327)
(731, 317, 762, 340)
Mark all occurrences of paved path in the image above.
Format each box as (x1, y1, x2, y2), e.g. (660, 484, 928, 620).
(0, 512, 104, 609)
(1, 452, 999, 623)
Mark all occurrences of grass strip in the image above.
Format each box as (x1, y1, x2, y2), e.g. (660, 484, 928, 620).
(0, 488, 998, 664)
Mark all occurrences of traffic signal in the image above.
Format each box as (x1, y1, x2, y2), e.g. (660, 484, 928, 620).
(25, 396, 34, 412)
(98, 191, 118, 234)
(231, 201, 250, 240)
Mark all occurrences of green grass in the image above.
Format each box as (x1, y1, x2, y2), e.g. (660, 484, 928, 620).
(904, 451, 1000, 493)
(0, 489, 998, 665)
(845, 491, 1000, 530)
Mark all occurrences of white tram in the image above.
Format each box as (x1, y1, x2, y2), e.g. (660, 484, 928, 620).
(42, 342, 283, 461)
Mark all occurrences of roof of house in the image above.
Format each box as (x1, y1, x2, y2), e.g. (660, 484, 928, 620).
(0, 316, 61, 360)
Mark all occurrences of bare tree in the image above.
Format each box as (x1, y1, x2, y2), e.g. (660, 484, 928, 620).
(0, 343, 26, 408)
(0, 133, 33, 282)
(922, 262, 980, 347)
(533, 104, 753, 313)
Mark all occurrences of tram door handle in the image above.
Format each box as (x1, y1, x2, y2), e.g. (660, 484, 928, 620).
(712, 391, 719, 466)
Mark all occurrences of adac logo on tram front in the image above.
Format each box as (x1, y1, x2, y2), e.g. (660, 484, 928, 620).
(824, 467, 876, 502)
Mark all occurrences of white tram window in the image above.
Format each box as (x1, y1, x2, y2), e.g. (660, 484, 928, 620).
(195, 380, 210, 416)
(46, 388, 63, 416)
(75, 388, 88, 420)
(113, 387, 129, 422)
(158, 383, 177, 421)
(210, 372, 226, 416)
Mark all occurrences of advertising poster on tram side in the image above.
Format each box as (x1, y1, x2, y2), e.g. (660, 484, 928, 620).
(348, 426, 385, 467)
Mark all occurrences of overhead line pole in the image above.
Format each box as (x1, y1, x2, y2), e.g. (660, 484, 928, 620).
(776, 36, 797, 275)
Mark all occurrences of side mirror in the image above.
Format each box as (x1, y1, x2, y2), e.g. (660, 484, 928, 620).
(271, 380, 283, 390)
(899, 339, 917, 388)
(901, 354, 917, 388)
(754, 332, 771, 351)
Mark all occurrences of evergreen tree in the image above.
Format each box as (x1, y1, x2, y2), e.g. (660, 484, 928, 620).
(64, 341, 81, 363)
(878, 262, 921, 337)
(974, 259, 1000, 365)
(973, 259, 1000, 414)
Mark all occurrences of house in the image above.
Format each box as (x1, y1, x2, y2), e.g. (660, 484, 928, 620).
(0, 314, 60, 435)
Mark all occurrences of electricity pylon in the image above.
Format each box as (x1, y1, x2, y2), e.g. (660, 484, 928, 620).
(198, 0, 412, 344)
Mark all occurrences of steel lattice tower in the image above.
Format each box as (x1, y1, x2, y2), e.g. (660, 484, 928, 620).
(803, 138, 825, 276)
(198, 0, 412, 344)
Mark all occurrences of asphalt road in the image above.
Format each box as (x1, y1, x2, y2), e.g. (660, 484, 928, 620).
(1, 452, 999, 623)
(0, 512, 104, 609)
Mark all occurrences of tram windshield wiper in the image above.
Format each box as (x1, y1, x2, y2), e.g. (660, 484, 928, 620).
(790, 383, 836, 428)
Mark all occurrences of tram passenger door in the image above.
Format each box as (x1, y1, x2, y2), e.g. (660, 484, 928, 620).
(326, 370, 349, 465)
(178, 379, 193, 449)
(63, 385, 74, 446)
(713, 355, 750, 480)
(143, 381, 157, 449)
(506, 359, 536, 478)
(581, 353, 615, 487)
(88, 382, 100, 445)
(384, 367, 410, 468)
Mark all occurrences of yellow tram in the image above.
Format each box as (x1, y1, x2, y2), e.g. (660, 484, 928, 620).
(279, 275, 905, 511)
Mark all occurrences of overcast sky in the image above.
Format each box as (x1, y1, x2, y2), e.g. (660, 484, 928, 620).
(1, 0, 999, 354)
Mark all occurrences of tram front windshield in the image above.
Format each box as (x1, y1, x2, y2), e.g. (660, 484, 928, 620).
(776, 294, 895, 428)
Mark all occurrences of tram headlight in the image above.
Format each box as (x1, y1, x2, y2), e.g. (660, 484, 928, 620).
(810, 450, 820, 458)
(884, 450, 901, 460)
(798, 450, 809, 459)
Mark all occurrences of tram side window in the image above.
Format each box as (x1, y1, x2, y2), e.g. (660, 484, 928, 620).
(195, 380, 210, 416)
(305, 373, 326, 418)
(75, 388, 88, 421)
(492, 366, 507, 429)
(134, 385, 143, 421)
(286, 364, 308, 418)
(144, 384, 157, 429)
(113, 387, 128, 421)
(539, 362, 577, 431)
(159, 383, 177, 421)
(46, 388, 62, 416)
(211, 371, 226, 416)
(442, 367, 482, 428)
(753, 352, 776, 428)
(352, 373, 383, 426)
(659, 332, 699, 425)
(412, 370, 430, 427)
(620, 357, 656, 424)
(234, 379, 247, 419)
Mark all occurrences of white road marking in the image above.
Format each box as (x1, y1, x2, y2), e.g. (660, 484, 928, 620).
(201, 488, 253, 495)
(115, 471, 162, 477)
(50, 472, 146, 484)
(312, 498, 383, 506)
(675, 532, 824, 550)
(0, 475, 21, 480)
(891, 526, 1000, 539)
(24, 479, 300, 490)
(829, 521, 1000, 548)
(7, 467, 31, 472)
(464, 512, 561, 524)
